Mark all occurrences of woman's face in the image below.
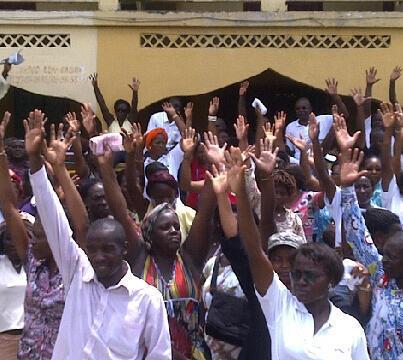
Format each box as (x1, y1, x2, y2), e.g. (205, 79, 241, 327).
(148, 183, 176, 206)
(364, 157, 382, 186)
(268, 245, 295, 289)
(355, 176, 373, 208)
(290, 254, 330, 305)
(150, 134, 167, 158)
(150, 210, 181, 256)
(275, 184, 292, 208)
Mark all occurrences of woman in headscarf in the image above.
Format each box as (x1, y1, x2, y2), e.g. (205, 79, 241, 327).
(97, 144, 216, 360)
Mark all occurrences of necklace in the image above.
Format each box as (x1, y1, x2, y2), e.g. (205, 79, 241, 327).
(152, 257, 176, 289)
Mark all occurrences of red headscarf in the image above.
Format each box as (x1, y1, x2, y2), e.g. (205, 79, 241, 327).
(145, 128, 168, 150)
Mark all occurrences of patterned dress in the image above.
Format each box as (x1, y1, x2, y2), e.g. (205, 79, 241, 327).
(18, 248, 64, 360)
(143, 254, 206, 360)
(342, 186, 403, 359)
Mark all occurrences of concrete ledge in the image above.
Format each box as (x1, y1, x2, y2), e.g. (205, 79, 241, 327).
(0, 10, 403, 28)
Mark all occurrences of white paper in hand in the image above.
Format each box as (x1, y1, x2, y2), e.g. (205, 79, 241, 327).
(251, 98, 268, 115)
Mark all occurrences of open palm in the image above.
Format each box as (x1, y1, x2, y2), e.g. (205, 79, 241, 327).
(340, 148, 367, 186)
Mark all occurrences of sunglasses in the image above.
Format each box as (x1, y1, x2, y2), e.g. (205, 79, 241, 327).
(290, 270, 324, 284)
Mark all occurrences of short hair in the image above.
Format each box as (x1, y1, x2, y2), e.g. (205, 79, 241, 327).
(273, 169, 297, 195)
(79, 178, 102, 201)
(285, 164, 307, 191)
(145, 161, 169, 180)
(114, 99, 130, 112)
(87, 218, 126, 248)
(291, 243, 344, 286)
(276, 150, 290, 166)
(364, 208, 401, 236)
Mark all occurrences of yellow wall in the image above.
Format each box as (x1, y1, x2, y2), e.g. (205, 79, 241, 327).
(97, 26, 403, 112)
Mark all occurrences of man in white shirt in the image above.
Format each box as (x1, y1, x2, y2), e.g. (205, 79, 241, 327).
(26, 117, 172, 359)
(285, 98, 334, 163)
(147, 97, 183, 150)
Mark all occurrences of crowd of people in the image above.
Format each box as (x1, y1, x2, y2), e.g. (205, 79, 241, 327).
(0, 63, 402, 360)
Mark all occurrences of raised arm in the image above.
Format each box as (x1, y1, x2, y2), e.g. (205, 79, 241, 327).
(254, 107, 269, 157)
(339, 148, 383, 287)
(389, 66, 401, 104)
(207, 163, 237, 238)
(234, 115, 249, 151)
(310, 114, 336, 201)
(378, 103, 396, 191)
(162, 102, 186, 136)
(325, 78, 349, 119)
(44, 123, 89, 249)
(393, 103, 403, 177)
(25, 109, 79, 288)
(207, 97, 220, 135)
(123, 124, 149, 220)
(0, 112, 29, 262)
(184, 102, 193, 128)
(179, 127, 204, 193)
(364, 67, 380, 118)
(238, 81, 249, 119)
(89, 73, 114, 127)
(251, 138, 279, 252)
(98, 143, 143, 258)
(286, 132, 320, 191)
(351, 88, 370, 150)
(227, 147, 273, 296)
(181, 173, 216, 273)
(128, 77, 140, 123)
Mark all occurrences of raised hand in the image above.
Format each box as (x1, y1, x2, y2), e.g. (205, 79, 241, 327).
(81, 103, 97, 136)
(128, 77, 140, 92)
(64, 112, 81, 133)
(96, 144, 113, 167)
(202, 131, 226, 165)
(378, 102, 395, 129)
(351, 88, 371, 107)
(325, 78, 338, 95)
(122, 123, 144, 154)
(239, 80, 249, 96)
(262, 122, 276, 142)
(251, 138, 278, 176)
(206, 163, 229, 194)
(89, 73, 98, 87)
(0, 112, 11, 153)
(340, 148, 367, 186)
(234, 115, 249, 141)
(224, 147, 246, 195)
(208, 97, 220, 116)
(274, 111, 286, 132)
(308, 113, 320, 141)
(366, 67, 380, 86)
(23, 109, 46, 156)
(286, 133, 308, 152)
(180, 127, 196, 155)
(333, 113, 360, 153)
(162, 102, 177, 118)
(44, 123, 75, 168)
(395, 103, 403, 128)
(390, 66, 402, 82)
(184, 102, 193, 120)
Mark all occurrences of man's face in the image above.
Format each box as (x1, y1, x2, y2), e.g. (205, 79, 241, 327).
(86, 232, 125, 281)
(295, 99, 312, 123)
(87, 183, 111, 220)
(5, 139, 26, 161)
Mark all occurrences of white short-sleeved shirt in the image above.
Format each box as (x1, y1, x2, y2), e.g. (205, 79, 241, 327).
(256, 274, 369, 360)
(286, 115, 333, 163)
(382, 176, 403, 225)
(0, 255, 26, 332)
(147, 111, 182, 150)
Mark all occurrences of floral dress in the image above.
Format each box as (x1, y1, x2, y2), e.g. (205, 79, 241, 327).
(143, 253, 207, 359)
(18, 248, 64, 360)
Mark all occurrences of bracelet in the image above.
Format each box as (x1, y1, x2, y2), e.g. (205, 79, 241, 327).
(208, 115, 217, 122)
